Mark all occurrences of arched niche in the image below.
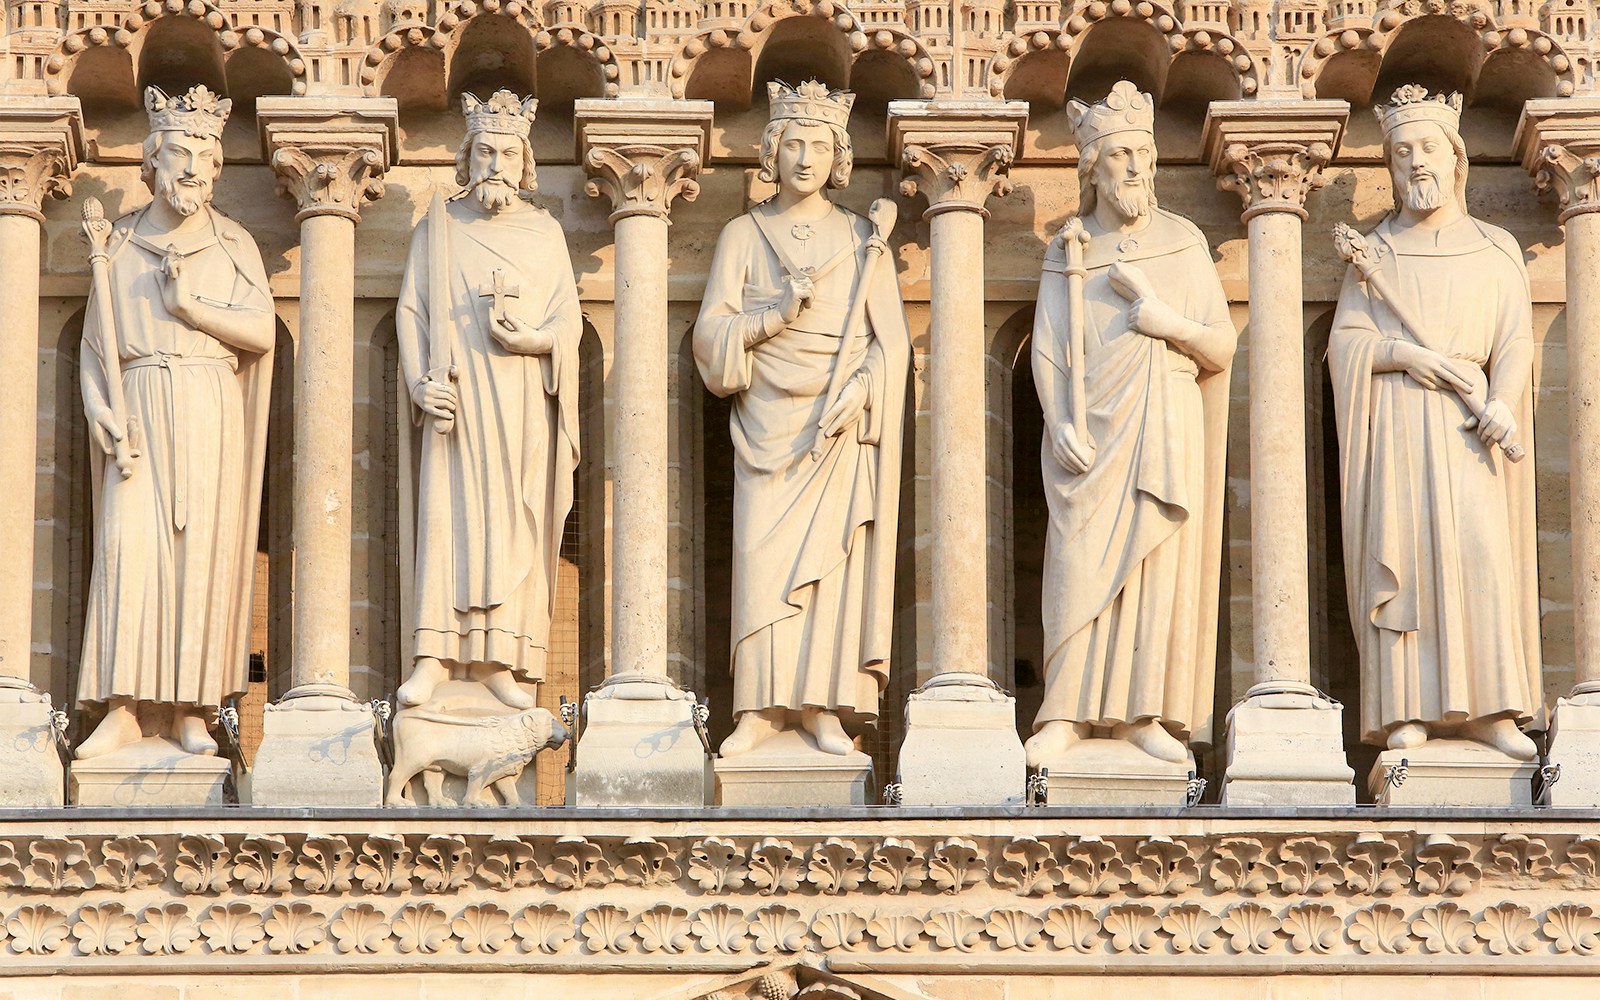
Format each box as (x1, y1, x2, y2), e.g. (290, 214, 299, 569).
(683, 46, 754, 108)
(1370, 15, 1487, 102)
(135, 15, 228, 99)
(751, 14, 852, 96)
(1065, 16, 1169, 105)
(1004, 49, 1070, 111)
(445, 12, 536, 102)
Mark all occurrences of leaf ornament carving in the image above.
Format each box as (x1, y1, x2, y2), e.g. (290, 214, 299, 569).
(1275, 837, 1342, 896)
(617, 837, 681, 887)
(416, 835, 473, 893)
(985, 907, 1045, 950)
(807, 838, 865, 895)
(1559, 835, 1600, 882)
(811, 908, 868, 950)
(23, 838, 95, 892)
(136, 902, 198, 956)
(1208, 838, 1275, 895)
(264, 902, 325, 954)
(748, 904, 805, 953)
(1414, 835, 1481, 896)
(928, 837, 984, 895)
(1343, 834, 1411, 895)
(634, 903, 691, 954)
(867, 912, 924, 951)
(1130, 837, 1201, 896)
(199, 901, 265, 955)
(1102, 903, 1159, 954)
(174, 834, 231, 894)
(72, 902, 138, 956)
(233, 835, 293, 894)
(1346, 903, 1412, 954)
(579, 903, 634, 954)
(295, 835, 355, 893)
(1411, 902, 1477, 954)
(868, 837, 926, 893)
(392, 902, 450, 954)
(452, 902, 514, 954)
(8, 903, 68, 955)
(514, 903, 575, 954)
(1062, 837, 1129, 896)
(1042, 904, 1099, 952)
(688, 837, 747, 893)
(691, 904, 747, 953)
(1475, 901, 1537, 955)
(543, 836, 612, 890)
(1543, 902, 1600, 955)
(354, 834, 414, 893)
(330, 903, 391, 954)
(925, 908, 985, 951)
(0, 840, 20, 888)
(993, 836, 1061, 896)
(1160, 902, 1222, 954)
(749, 838, 803, 896)
(1489, 834, 1554, 879)
(1282, 902, 1340, 954)
(96, 836, 164, 891)
(476, 837, 538, 890)
(1219, 902, 1280, 954)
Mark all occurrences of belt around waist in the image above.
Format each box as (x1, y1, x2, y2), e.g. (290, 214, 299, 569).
(123, 354, 236, 373)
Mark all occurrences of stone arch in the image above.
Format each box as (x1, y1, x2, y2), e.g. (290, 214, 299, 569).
(669, 0, 937, 103)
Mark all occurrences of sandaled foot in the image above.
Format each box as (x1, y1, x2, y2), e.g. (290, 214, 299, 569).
(75, 702, 141, 760)
(397, 657, 450, 707)
(1386, 721, 1428, 751)
(483, 667, 536, 710)
(719, 708, 783, 758)
(174, 709, 217, 756)
(1463, 715, 1537, 761)
(1024, 720, 1090, 768)
(1121, 718, 1189, 764)
(802, 708, 853, 756)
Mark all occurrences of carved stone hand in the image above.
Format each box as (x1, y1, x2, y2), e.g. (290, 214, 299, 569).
(490, 314, 556, 355)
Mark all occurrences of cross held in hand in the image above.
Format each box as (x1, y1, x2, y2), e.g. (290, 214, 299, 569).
(478, 267, 520, 325)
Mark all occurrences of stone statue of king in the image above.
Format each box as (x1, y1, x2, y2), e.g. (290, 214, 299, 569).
(1330, 85, 1542, 763)
(1027, 81, 1237, 776)
(695, 80, 911, 761)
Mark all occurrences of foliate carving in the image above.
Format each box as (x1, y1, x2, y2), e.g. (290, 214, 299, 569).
(806, 839, 865, 895)
(0, 841, 19, 887)
(899, 142, 1015, 217)
(1560, 836, 1600, 881)
(579, 903, 634, 954)
(1214, 140, 1334, 220)
(635, 903, 691, 953)
(354, 834, 413, 893)
(810, 909, 868, 950)
(452, 903, 514, 954)
(1534, 142, 1600, 223)
(330, 903, 390, 954)
(416, 835, 473, 892)
(265, 902, 326, 954)
(234, 835, 294, 894)
(925, 908, 984, 951)
(748, 904, 805, 954)
(392, 902, 450, 954)
(1411, 902, 1478, 954)
(1208, 838, 1275, 895)
(1476, 902, 1538, 955)
(200, 902, 264, 955)
(928, 838, 984, 895)
(993, 837, 1060, 896)
(8, 903, 68, 954)
(582, 144, 701, 222)
(477, 838, 538, 890)
(512, 904, 573, 954)
(270, 143, 387, 222)
(296, 836, 355, 893)
(1131, 838, 1201, 896)
(749, 839, 803, 896)
(1161, 902, 1222, 954)
(617, 837, 681, 887)
(866, 912, 922, 951)
(72, 902, 138, 956)
(544, 837, 612, 890)
(22, 838, 94, 892)
(691, 904, 747, 953)
(1543, 902, 1600, 955)
(1489, 834, 1554, 879)
(1276, 837, 1343, 896)
(1415, 836, 1482, 896)
(97, 837, 164, 890)
(867, 837, 926, 893)
(174, 835, 230, 895)
(0, 142, 73, 220)
(1344, 835, 1411, 895)
(1283, 903, 1340, 954)
(1346, 903, 1412, 954)
(1220, 902, 1280, 954)
(689, 837, 748, 893)
(986, 908, 1046, 950)
(1042, 904, 1099, 953)
(1102, 903, 1160, 954)
(137, 902, 198, 956)
(1062, 837, 1129, 896)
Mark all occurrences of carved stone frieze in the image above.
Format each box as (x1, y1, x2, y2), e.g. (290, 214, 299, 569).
(888, 100, 1027, 218)
(1515, 99, 1600, 222)
(258, 98, 398, 223)
(1202, 100, 1349, 221)
(576, 98, 712, 222)
(0, 96, 83, 221)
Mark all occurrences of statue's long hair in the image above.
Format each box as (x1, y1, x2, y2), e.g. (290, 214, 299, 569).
(1076, 133, 1158, 218)
(140, 130, 224, 193)
(454, 131, 539, 196)
(1383, 122, 1470, 214)
(757, 117, 853, 190)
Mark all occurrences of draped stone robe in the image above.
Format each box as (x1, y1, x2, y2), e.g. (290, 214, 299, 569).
(694, 203, 911, 730)
(396, 198, 581, 682)
(78, 207, 275, 710)
(1031, 209, 1235, 745)
(1329, 215, 1542, 745)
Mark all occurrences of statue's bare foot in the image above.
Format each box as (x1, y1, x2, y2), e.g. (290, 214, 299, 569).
(173, 709, 217, 756)
(1119, 718, 1189, 764)
(802, 708, 854, 755)
(397, 657, 449, 707)
(719, 709, 783, 758)
(1463, 715, 1537, 761)
(483, 667, 536, 710)
(75, 702, 141, 760)
(1024, 720, 1090, 768)
(1386, 721, 1427, 751)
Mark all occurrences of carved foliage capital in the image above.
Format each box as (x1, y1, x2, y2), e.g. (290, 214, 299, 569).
(899, 141, 1016, 217)
(0, 142, 74, 221)
(1215, 140, 1334, 221)
(268, 142, 388, 223)
(582, 144, 702, 223)
(1534, 141, 1600, 224)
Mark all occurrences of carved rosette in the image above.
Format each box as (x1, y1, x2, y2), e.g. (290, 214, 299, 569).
(1214, 140, 1334, 222)
(269, 144, 388, 224)
(898, 142, 1015, 218)
(582, 144, 702, 223)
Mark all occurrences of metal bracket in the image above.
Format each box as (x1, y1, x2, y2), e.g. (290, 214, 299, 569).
(1026, 767, 1050, 806)
(369, 698, 394, 768)
(1383, 757, 1410, 792)
(560, 695, 580, 774)
(1185, 770, 1208, 807)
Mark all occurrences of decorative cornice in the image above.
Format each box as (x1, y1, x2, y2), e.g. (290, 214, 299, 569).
(1202, 100, 1349, 222)
(888, 101, 1028, 219)
(257, 97, 399, 224)
(0, 96, 83, 223)
(1514, 99, 1600, 225)
(575, 99, 713, 224)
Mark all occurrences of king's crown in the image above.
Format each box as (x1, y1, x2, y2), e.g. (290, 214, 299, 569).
(767, 80, 855, 130)
(1067, 80, 1155, 149)
(1376, 84, 1463, 137)
(464, 90, 538, 140)
(145, 85, 231, 141)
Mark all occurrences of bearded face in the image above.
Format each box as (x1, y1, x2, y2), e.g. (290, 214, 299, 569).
(466, 130, 526, 213)
(1387, 120, 1458, 216)
(149, 132, 218, 218)
(1088, 134, 1157, 224)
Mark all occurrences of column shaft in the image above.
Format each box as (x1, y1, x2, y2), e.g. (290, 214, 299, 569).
(928, 208, 988, 676)
(0, 214, 41, 681)
(1568, 210, 1600, 692)
(610, 211, 670, 679)
(1246, 209, 1312, 692)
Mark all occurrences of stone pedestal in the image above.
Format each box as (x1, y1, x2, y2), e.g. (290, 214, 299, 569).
(1039, 740, 1194, 807)
(1369, 741, 1537, 807)
(896, 674, 1025, 806)
(1545, 697, 1600, 807)
(1220, 687, 1356, 805)
(250, 685, 384, 806)
(0, 691, 63, 807)
(570, 679, 710, 807)
(715, 729, 873, 806)
(71, 738, 231, 806)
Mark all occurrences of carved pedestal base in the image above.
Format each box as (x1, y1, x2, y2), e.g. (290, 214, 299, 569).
(251, 684, 384, 807)
(571, 679, 709, 806)
(896, 674, 1025, 805)
(0, 688, 62, 806)
(1370, 741, 1537, 807)
(715, 729, 873, 806)
(1220, 689, 1356, 805)
(1545, 696, 1600, 807)
(70, 737, 231, 806)
(1039, 740, 1194, 806)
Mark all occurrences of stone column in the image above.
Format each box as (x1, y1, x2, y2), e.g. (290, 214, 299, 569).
(887, 101, 1029, 805)
(1203, 100, 1356, 805)
(1516, 99, 1600, 806)
(0, 97, 82, 807)
(571, 99, 713, 806)
(250, 97, 397, 805)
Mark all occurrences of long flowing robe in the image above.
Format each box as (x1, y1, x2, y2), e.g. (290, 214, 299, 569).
(396, 198, 581, 682)
(1031, 209, 1235, 745)
(1329, 215, 1542, 745)
(694, 203, 911, 730)
(77, 207, 275, 710)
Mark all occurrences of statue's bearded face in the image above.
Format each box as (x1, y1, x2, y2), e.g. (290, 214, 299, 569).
(775, 120, 836, 198)
(1388, 120, 1456, 215)
(1089, 133, 1157, 224)
(466, 130, 525, 213)
(151, 132, 217, 218)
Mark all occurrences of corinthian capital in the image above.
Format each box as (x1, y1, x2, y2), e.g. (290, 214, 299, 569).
(576, 99, 713, 224)
(1515, 99, 1600, 224)
(257, 97, 398, 223)
(889, 100, 1028, 218)
(1202, 100, 1349, 222)
(0, 96, 84, 222)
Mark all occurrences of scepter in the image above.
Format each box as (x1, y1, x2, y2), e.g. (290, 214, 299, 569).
(810, 198, 897, 461)
(426, 190, 457, 435)
(1058, 217, 1093, 446)
(1333, 222, 1525, 462)
(81, 197, 140, 479)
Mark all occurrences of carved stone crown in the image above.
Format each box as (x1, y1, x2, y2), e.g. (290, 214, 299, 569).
(1067, 80, 1155, 148)
(145, 85, 231, 140)
(1376, 84, 1463, 137)
(767, 79, 855, 130)
(464, 90, 538, 139)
